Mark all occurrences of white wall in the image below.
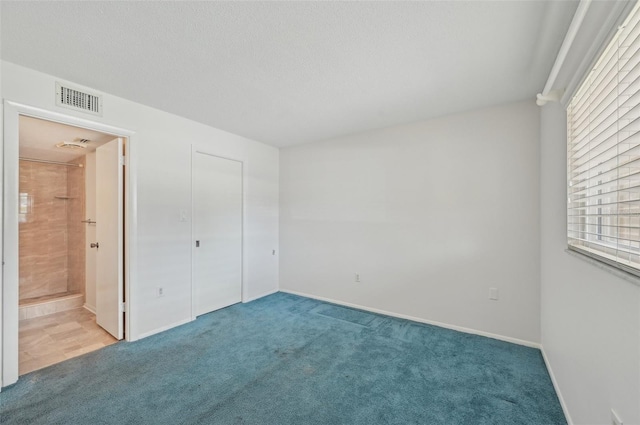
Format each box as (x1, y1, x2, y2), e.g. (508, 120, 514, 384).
(540, 102, 640, 425)
(537, 2, 640, 423)
(2, 61, 279, 341)
(280, 100, 541, 344)
(84, 151, 96, 312)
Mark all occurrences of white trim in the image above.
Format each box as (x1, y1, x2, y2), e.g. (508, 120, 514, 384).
(83, 304, 96, 315)
(136, 317, 193, 340)
(5, 101, 133, 137)
(0, 98, 4, 389)
(124, 126, 138, 341)
(280, 289, 541, 349)
(2, 101, 138, 387)
(242, 289, 279, 304)
(190, 146, 195, 321)
(541, 347, 573, 425)
(2, 102, 20, 388)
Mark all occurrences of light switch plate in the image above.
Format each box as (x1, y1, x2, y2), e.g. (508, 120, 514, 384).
(489, 287, 499, 300)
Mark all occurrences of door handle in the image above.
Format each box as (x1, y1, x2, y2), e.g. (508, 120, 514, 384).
(90, 242, 99, 249)
(195, 240, 200, 248)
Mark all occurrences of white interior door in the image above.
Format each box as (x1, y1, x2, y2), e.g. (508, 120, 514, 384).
(193, 151, 242, 316)
(95, 138, 124, 339)
(85, 152, 98, 312)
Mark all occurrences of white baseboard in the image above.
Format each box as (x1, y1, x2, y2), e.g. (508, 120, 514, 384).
(135, 317, 193, 340)
(83, 304, 96, 314)
(243, 288, 279, 303)
(541, 347, 573, 425)
(280, 289, 541, 349)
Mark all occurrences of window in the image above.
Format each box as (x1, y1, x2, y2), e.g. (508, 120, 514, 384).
(567, 3, 640, 275)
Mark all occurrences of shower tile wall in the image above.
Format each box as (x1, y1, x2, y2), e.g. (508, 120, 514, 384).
(19, 161, 68, 300)
(67, 157, 86, 294)
(19, 159, 86, 302)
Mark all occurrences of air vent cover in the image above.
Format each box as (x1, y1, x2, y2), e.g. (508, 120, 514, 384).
(56, 141, 87, 149)
(55, 82, 103, 116)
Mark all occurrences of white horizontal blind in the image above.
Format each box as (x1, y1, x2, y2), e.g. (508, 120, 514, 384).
(568, 2, 640, 274)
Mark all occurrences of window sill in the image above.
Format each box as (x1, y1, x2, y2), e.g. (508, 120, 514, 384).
(565, 248, 640, 288)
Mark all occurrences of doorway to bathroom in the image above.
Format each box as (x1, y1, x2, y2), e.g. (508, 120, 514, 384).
(15, 115, 125, 375)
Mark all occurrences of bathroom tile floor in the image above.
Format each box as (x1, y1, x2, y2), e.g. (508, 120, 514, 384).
(19, 307, 118, 375)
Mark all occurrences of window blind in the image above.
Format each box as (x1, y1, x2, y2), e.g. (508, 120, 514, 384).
(567, 2, 640, 275)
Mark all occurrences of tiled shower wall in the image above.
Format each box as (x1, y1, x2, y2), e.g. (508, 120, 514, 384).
(19, 158, 86, 302)
(67, 156, 86, 296)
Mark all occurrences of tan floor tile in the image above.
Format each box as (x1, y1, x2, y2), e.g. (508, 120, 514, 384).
(45, 321, 82, 335)
(20, 316, 59, 330)
(79, 321, 101, 331)
(78, 311, 94, 319)
(49, 327, 88, 341)
(24, 343, 62, 358)
(20, 351, 35, 362)
(19, 307, 117, 375)
(62, 344, 84, 354)
(55, 336, 89, 351)
(75, 333, 105, 345)
(20, 333, 54, 350)
(42, 323, 63, 332)
(19, 327, 47, 338)
(19, 353, 67, 373)
(64, 343, 106, 359)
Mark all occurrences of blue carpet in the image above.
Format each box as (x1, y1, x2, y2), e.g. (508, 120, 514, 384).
(0, 293, 566, 424)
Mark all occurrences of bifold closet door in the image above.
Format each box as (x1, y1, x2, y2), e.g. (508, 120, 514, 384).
(193, 152, 242, 316)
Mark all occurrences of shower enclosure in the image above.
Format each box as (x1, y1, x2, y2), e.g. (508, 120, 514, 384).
(18, 157, 86, 319)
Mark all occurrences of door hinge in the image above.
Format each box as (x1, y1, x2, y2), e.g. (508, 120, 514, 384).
(121, 302, 126, 313)
(119, 156, 126, 166)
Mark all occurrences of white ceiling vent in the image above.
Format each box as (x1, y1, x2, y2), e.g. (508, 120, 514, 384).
(56, 141, 87, 149)
(55, 138, 92, 150)
(55, 82, 103, 116)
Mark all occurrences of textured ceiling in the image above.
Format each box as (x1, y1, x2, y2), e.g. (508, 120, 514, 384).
(1, 1, 577, 147)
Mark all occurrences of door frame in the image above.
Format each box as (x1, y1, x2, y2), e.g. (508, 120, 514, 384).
(190, 146, 245, 321)
(1, 101, 137, 388)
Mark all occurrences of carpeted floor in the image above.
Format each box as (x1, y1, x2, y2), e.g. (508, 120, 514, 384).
(0, 292, 566, 424)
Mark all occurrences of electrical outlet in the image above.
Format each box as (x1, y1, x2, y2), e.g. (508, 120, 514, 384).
(355, 273, 361, 283)
(179, 209, 188, 222)
(157, 287, 164, 297)
(611, 409, 623, 425)
(489, 287, 499, 300)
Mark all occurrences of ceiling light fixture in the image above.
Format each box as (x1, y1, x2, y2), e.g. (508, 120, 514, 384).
(55, 141, 87, 149)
